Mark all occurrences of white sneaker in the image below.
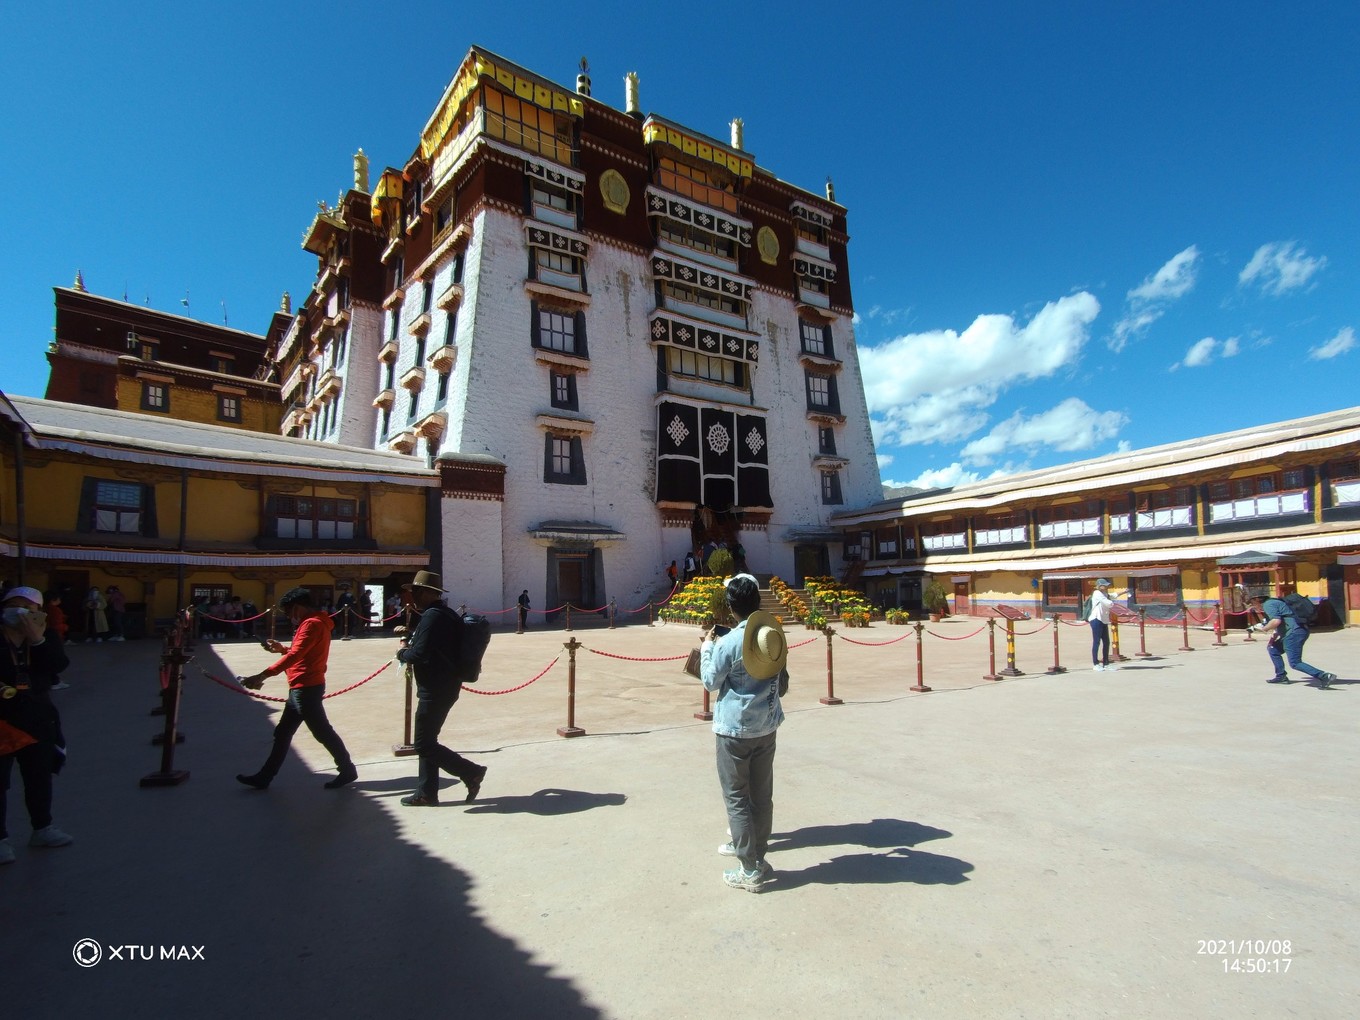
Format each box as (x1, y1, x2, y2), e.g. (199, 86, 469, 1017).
(29, 825, 74, 848)
(109, 636, 125, 642)
(0, 838, 14, 865)
(1093, 664, 1105, 672)
(718, 841, 737, 856)
(1104, 664, 1119, 672)
(50, 682, 71, 691)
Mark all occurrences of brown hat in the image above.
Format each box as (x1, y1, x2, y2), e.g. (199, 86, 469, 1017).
(402, 570, 446, 593)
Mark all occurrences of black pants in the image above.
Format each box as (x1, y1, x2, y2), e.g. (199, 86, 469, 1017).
(0, 742, 55, 837)
(256, 685, 352, 779)
(414, 684, 480, 799)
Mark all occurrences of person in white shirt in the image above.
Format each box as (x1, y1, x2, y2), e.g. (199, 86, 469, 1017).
(1088, 578, 1118, 672)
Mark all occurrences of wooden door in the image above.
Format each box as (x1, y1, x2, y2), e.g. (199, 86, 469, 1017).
(953, 581, 971, 615)
(557, 558, 585, 609)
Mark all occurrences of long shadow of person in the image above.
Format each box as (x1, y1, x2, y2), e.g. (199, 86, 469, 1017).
(770, 818, 951, 853)
(465, 788, 627, 816)
(768, 847, 973, 891)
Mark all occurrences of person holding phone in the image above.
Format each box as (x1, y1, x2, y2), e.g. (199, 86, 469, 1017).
(698, 574, 788, 893)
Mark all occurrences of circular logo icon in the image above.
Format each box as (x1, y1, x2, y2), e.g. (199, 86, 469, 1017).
(73, 938, 102, 968)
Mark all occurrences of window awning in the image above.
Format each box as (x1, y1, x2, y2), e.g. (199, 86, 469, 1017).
(1216, 550, 1296, 566)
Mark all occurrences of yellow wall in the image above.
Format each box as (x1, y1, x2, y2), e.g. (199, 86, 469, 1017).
(1, 446, 429, 631)
(114, 377, 279, 432)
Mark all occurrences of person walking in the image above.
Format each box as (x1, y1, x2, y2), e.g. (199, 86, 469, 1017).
(395, 570, 486, 806)
(699, 573, 788, 893)
(1, 586, 74, 863)
(517, 589, 531, 634)
(43, 592, 71, 692)
(1247, 588, 1338, 688)
(104, 585, 127, 642)
(84, 586, 108, 643)
(235, 587, 357, 790)
(666, 560, 678, 588)
(1088, 578, 1119, 672)
(683, 550, 697, 583)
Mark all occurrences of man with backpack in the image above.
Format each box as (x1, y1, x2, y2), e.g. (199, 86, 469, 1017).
(395, 570, 488, 806)
(1246, 587, 1337, 688)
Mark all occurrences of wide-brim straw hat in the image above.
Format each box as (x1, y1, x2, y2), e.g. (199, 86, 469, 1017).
(742, 609, 787, 679)
(403, 570, 447, 593)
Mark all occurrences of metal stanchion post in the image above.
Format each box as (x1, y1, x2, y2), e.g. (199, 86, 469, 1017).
(557, 636, 585, 737)
(141, 644, 190, 787)
(1001, 619, 1023, 676)
(1179, 606, 1194, 651)
(819, 625, 842, 705)
(1135, 608, 1151, 657)
(1046, 615, 1066, 674)
(910, 622, 931, 692)
(609, 597, 617, 629)
(1213, 601, 1226, 646)
(565, 603, 573, 632)
(1111, 616, 1131, 661)
(694, 686, 712, 722)
(983, 618, 1002, 681)
(393, 663, 417, 756)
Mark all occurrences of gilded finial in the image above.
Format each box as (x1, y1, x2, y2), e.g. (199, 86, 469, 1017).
(73, 269, 87, 292)
(825, 176, 836, 202)
(281, 291, 291, 314)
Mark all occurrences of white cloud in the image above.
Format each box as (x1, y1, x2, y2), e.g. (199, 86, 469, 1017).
(1181, 337, 1218, 368)
(1129, 245, 1201, 302)
(901, 464, 984, 490)
(1176, 335, 1241, 369)
(1239, 242, 1326, 296)
(959, 398, 1128, 465)
(1309, 326, 1356, 360)
(860, 291, 1100, 449)
(1109, 246, 1200, 352)
(876, 452, 893, 468)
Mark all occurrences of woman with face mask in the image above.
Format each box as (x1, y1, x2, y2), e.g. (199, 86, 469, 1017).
(1, 586, 73, 865)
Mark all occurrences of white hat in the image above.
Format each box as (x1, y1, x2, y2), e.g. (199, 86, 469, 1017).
(742, 610, 787, 680)
(2, 586, 43, 607)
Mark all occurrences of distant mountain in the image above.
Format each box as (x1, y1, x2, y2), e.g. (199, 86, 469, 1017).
(882, 484, 925, 500)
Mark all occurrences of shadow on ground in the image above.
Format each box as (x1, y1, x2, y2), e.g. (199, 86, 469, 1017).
(6, 642, 603, 1019)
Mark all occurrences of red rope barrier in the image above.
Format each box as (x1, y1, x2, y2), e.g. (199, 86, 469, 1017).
(585, 648, 690, 662)
(461, 657, 559, 696)
(837, 632, 912, 646)
(788, 636, 821, 650)
(924, 624, 989, 641)
(195, 609, 271, 623)
(195, 660, 393, 703)
(1010, 622, 1052, 637)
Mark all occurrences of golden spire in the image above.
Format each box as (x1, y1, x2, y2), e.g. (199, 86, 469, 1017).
(73, 269, 87, 292)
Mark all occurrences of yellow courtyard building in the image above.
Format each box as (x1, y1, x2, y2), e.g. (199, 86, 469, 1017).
(0, 392, 457, 636)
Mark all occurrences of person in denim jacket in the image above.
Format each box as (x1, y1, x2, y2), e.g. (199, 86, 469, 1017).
(699, 574, 787, 892)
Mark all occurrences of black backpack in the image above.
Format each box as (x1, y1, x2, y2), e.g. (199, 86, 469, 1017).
(1282, 593, 1318, 627)
(456, 612, 492, 683)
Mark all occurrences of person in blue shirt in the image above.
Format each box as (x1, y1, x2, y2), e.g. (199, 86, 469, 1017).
(1246, 588, 1336, 688)
(699, 574, 788, 892)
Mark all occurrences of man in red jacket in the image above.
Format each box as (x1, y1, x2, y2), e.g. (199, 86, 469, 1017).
(236, 587, 357, 790)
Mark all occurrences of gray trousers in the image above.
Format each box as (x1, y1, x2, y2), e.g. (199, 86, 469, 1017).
(715, 730, 777, 872)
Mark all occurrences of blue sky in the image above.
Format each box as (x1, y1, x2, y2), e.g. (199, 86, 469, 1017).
(4, 2, 1356, 491)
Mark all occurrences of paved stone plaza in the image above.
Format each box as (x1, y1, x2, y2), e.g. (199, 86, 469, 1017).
(5, 617, 1357, 1018)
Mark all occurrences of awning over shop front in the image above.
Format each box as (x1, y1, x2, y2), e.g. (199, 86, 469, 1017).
(1216, 550, 1296, 566)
